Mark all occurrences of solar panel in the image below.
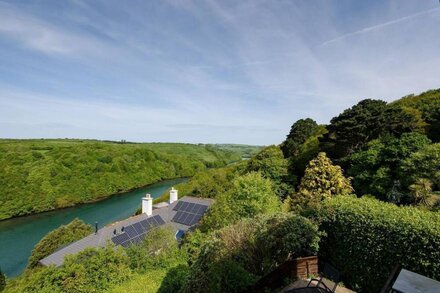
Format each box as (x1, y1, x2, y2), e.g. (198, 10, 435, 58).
(181, 201, 189, 211)
(133, 222, 143, 234)
(197, 205, 208, 215)
(111, 215, 166, 247)
(124, 226, 137, 238)
(173, 201, 183, 211)
(184, 214, 194, 226)
(156, 216, 166, 225)
(139, 219, 150, 230)
(171, 201, 210, 226)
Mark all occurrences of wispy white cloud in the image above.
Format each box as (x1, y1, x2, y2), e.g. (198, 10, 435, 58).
(319, 6, 440, 47)
(0, 0, 439, 144)
(0, 3, 108, 56)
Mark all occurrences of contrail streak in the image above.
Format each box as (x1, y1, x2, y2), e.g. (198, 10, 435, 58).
(319, 7, 440, 47)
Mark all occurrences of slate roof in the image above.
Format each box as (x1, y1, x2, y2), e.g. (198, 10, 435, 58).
(39, 196, 213, 267)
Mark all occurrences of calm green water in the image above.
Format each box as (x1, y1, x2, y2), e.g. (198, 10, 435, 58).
(0, 178, 187, 277)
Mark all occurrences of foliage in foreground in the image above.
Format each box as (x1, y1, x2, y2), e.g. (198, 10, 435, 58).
(125, 226, 186, 273)
(27, 219, 93, 269)
(5, 246, 131, 293)
(107, 269, 168, 293)
(319, 196, 440, 292)
(0, 140, 240, 220)
(8, 226, 186, 293)
(200, 172, 280, 231)
(183, 213, 321, 293)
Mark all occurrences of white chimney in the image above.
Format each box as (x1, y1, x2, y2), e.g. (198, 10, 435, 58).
(142, 193, 153, 216)
(169, 187, 178, 204)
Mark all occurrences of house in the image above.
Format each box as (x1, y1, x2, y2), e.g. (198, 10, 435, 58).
(39, 188, 213, 267)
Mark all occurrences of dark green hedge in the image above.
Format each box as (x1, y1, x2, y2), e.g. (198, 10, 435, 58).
(320, 196, 440, 292)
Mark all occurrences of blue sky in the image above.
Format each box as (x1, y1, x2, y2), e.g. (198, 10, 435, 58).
(0, 0, 439, 145)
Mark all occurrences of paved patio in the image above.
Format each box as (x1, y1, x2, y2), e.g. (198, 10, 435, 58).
(281, 278, 356, 293)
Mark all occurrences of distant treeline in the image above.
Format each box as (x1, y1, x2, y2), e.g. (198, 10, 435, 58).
(0, 140, 249, 220)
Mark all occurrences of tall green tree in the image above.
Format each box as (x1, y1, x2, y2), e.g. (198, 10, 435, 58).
(245, 145, 290, 199)
(392, 89, 440, 142)
(319, 99, 423, 161)
(245, 145, 287, 182)
(286, 152, 353, 209)
(287, 125, 328, 186)
(281, 118, 320, 158)
(201, 172, 280, 231)
(348, 132, 431, 202)
(401, 143, 440, 191)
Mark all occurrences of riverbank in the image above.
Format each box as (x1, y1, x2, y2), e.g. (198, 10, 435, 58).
(0, 178, 188, 277)
(0, 140, 242, 220)
(0, 176, 189, 222)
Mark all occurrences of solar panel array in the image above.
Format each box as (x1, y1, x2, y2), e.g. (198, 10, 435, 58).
(172, 201, 209, 226)
(111, 214, 165, 247)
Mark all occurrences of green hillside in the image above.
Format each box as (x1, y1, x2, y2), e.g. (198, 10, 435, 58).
(392, 89, 440, 141)
(0, 139, 241, 220)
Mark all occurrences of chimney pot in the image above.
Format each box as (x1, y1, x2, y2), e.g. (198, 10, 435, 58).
(142, 193, 153, 216)
(169, 188, 178, 204)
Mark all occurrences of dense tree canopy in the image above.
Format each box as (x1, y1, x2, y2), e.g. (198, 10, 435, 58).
(400, 143, 440, 191)
(245, 145, 290, 199)
(392, 89, 440, 142)
(0, 140, 241, 220)
(245, 145, 287, 183)
(348, 133, 431, 202)
(319, 99, 423, 161)
(287, 125, 328, 186)
(281, 118, 320, 158)
(200, 172, 280, 231)
(286, 152, 353, 209)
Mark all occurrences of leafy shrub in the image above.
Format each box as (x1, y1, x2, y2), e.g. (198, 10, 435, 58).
(245, 145, 291, 199)
(126, 226, 185, 272)
(400, 143, 440, 191)
(28, 219, 93, 268)
(200, 172, 280, 231)
(319, 196, 440, 292)
(183, 213, 321, 293)
(6, 246, 131, 293)
(157, 264, 190, 293)
(285, 152, 353, 211)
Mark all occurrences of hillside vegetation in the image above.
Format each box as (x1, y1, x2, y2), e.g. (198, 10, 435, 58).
(0, 139, 243, 220)
(3, 89, 439, 293)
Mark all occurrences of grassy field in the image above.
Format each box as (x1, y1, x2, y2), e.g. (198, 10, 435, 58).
(0, 139, 250, 220)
